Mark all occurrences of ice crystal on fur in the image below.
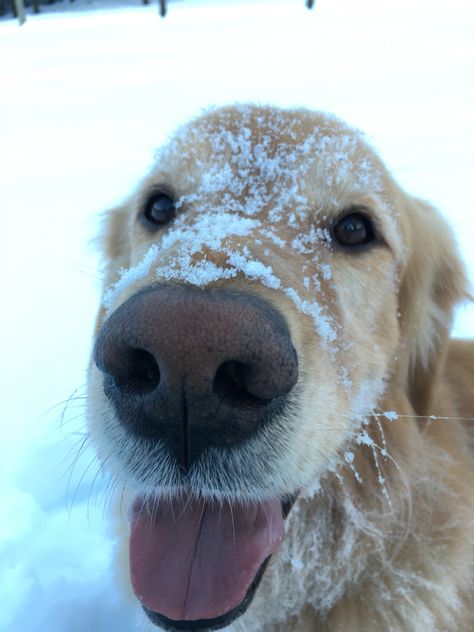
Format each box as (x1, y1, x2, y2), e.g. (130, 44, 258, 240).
(104, 106, 385, 350)
(344, 451, 355, 464)
(103, 244, 159, 310)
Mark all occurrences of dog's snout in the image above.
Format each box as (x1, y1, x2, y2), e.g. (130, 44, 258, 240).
(94, 285, 298, 470)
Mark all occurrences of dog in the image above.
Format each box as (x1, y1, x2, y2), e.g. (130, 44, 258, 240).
(87, 105, 474, 631)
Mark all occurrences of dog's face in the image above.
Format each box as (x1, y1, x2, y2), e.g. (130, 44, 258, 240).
(87, 106, 463, 630)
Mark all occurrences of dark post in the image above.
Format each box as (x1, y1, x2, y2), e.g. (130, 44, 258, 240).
(13, 0, 25, 24)
(159, 0, 166, 17)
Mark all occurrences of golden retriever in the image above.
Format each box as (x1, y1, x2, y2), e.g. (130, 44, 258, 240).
(87, 105, 474, 632)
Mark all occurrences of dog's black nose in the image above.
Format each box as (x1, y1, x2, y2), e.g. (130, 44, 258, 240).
(93, 285, 298, 471)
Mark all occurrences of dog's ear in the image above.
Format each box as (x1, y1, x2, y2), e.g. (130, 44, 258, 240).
(397, 194, 468, 414)
(93, 203, 132, 331)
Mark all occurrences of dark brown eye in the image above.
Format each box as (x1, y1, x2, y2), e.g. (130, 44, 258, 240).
(333, 212, 376, 247)
(143, 193, 176, 227)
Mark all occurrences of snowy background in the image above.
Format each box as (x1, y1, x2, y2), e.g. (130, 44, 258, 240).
(1, 0, 473, 630)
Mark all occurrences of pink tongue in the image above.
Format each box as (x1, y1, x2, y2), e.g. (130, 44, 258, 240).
(129, 496, 284, 622)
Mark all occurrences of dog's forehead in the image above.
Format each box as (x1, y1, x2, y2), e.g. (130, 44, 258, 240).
(154, 105, 384, 216)
(105, 106, 403, 333)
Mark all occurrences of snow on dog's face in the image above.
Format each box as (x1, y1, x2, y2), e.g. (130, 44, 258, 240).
(87, 105, 407, 630)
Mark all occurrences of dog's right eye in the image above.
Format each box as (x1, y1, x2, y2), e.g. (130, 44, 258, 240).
(142, 193, 176, 227)
(332, 211, 376, 248)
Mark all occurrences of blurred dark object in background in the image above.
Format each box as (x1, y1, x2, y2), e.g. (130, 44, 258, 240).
(2, 1, 315, 23)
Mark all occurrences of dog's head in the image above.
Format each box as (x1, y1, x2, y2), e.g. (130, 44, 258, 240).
(87, 105, 465, 630)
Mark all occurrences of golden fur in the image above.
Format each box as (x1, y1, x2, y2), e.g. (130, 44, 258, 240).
(87, 105, 474, 631)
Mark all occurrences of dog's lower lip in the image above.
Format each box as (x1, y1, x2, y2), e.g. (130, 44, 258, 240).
(142, 557, 271, 631)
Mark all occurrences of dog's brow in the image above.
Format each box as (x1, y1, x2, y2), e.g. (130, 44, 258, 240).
(155, 107, 384, 220)
(108, 110, 393, 346)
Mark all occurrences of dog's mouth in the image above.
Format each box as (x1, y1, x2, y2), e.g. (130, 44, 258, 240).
(129, 494, 295, 631)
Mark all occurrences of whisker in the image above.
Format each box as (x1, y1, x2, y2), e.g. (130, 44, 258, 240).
(375, 418, 388, 459)
(229, 501, 236, 549)
(119, 485, 127, 522)
(86, 453, 112, 520)
(66, 261, 103, 281)
(59, 432, 91, 471)
(198, 497, 206, 533)
(41, 386, 87, 419)
(369, 412, 474, 422)
(68, 453, 101, 518)
(50, 413, 88, 438)
(181, 492, 194, 520)
(101, 475, 120, 521)
(369, 441, 392, 508)
(342, 453, 363, 484)
(63, 434, 90, 485)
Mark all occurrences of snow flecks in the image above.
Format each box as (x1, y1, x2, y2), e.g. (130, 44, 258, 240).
(355, 428, 392, 504)
(104, 106, 384, 347)
(103, 244, 159, 310)
(349, 378, 387, 426)
(329, 376, 396, 495)
(259, 228, 286, 249)
(158, 258, 238, 286)
(291, 226, 329, 255)
(383, 410, 399, 421)
(312, 273, 322, 293)
(160, 212, 260, 254)
(160, 106, 384, 224)
(356, 430, 373, 447)
(226, 249, 282, 289)
(283, 287, 337, 344)
(375, 418, 389, 459)
(339, 366, 352, 389)
(321, 263, 332, 281)
(343, 451, 362, 482)
(344, 451, 355, 464)
(290, 556, 304, 571)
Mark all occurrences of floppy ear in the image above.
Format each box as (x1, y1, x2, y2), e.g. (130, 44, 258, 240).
(93, 203, 132, 331)
(397, 194, 468, 414)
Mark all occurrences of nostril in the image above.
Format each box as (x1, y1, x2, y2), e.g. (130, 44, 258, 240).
(213, 361, 270, 409)
(111, 348, 161, 396)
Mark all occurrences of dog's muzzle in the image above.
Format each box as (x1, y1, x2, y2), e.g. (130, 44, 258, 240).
(92, 284, 299, 628)
(93, 284, 298, 471)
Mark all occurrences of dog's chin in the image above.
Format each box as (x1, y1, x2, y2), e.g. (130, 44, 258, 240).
(143, 556, 270, 631)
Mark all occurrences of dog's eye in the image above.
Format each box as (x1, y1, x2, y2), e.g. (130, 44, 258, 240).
(143, 193, 176, 227)
(333, 212, 376, 248)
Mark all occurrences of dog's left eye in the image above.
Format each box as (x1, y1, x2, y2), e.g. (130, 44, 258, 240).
(333, 212, 376, 248)
(142, 193, 176, 227)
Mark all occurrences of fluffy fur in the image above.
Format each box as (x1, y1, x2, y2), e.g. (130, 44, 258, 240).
(87, 105, 474, 631)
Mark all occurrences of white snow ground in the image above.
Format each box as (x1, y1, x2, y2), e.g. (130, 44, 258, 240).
(0, 1, 473, 630)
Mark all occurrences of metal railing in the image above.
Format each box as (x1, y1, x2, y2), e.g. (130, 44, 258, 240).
(8, 0, 315, 25)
